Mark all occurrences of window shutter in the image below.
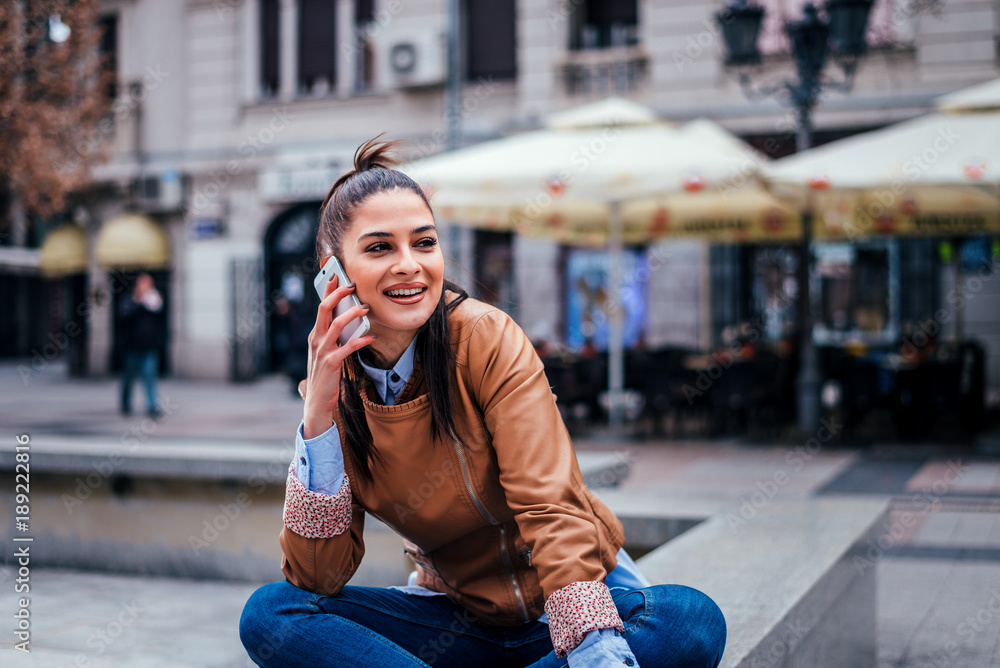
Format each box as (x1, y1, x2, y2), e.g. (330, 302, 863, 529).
(298, 0, 337, 93)
(260, 0, 280, 96)
(465, 0, 516, 81)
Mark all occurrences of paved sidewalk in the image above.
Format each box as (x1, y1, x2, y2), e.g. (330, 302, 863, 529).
(2, 361, 304, 446)
(3, 360, 1000, 666)
(0, 567, 258, 668)
(3, 457, 998, 667)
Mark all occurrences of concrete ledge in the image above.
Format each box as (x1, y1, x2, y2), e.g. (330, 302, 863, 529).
(595, 490, 729, 550)
(637, 497, 890, 668)
(1, 438, 293, 483)
(0, 437, 630, 488)
(0, 438, 630, 583)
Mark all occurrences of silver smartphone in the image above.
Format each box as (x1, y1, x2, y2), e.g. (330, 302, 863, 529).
(313, 256, 371, 346)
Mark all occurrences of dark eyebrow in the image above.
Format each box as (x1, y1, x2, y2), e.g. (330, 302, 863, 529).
(358, 225, 437, 242)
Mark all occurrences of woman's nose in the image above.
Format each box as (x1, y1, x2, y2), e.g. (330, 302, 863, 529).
(392, 247, 420, 274)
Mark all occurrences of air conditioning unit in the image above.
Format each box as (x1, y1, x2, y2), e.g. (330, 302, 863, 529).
(382, 32, 446, 89)
(131, 169, 184, 212)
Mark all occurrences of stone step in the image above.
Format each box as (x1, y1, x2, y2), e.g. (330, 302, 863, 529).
(0, 436, 630, 582)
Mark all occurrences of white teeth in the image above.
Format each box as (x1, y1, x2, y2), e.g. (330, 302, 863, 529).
(386, 288, 424, 297)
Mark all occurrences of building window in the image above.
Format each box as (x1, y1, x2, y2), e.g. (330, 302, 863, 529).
(813, 240, 898, 345)
(561, 0, 644, 97)
(465, 0, 516, 81)
(749, 246, 799, 343)
(564, 248, 648, 351)
(569, 0, 638, 51)
(260, 0, 280, 98)
(474, 230, 515, 313)
(98, 14, 118, 100)
(298, 0, 337, 95)
(353, 0, 375, 91)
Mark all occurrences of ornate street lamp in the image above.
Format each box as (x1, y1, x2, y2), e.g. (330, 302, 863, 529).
(717, 1, 764, 67)
(716, 0, 874, 434)
(717, 0, 874, 151)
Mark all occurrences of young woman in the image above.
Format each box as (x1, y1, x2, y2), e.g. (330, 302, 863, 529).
(240, 138, 726, 667)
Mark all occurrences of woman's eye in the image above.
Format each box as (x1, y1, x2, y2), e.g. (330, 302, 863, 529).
(416, 237, 438, 249)
(365, 242, 391, 253)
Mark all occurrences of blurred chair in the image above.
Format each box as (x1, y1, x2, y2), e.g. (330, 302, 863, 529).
(838, 356, 885, 442)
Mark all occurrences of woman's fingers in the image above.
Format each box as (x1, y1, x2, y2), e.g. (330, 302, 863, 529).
(330, 302, 371, 341)
(311, 300, 373, 367)
(338, 331, 378, 358)
(313, 274, 339, 336)
(314, 275, 358, 333)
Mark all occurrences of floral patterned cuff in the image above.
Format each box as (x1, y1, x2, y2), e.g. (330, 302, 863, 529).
(282, 465, 352, 538)
(544, 580, 625, 657)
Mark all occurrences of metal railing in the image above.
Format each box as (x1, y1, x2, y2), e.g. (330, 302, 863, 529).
(557, 46, 648, 98)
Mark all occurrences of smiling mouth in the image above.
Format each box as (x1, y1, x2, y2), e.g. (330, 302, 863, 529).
(384, 287, 427, 297)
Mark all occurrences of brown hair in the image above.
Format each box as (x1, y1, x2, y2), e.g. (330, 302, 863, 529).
(316, 135, 433, 259)
(317, 135, 468, 481)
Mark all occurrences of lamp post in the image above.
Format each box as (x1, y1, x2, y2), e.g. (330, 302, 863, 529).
(716, 0, 874, 434)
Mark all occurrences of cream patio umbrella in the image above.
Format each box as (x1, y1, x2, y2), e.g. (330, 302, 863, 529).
(765, 78, 1000, 342)
(405, 98, 788, 425)
(766, 77, 1000, 240)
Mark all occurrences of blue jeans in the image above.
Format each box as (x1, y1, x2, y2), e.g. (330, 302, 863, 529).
(240, 582, 726, 667)
(120, 349, 159, 414)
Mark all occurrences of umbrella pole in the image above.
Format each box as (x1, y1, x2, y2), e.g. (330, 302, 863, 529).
(795, 106, 821, 436)
(796, 201, 821, 435)
(608, 200, 625, 429)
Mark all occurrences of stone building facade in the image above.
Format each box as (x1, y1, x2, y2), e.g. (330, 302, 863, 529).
(5, 0, 998, 393)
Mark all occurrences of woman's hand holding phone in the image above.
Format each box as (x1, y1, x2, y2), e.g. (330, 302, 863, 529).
(302, 274, 377, 440)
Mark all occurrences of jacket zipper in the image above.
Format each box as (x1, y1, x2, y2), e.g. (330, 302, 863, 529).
(451, 437, 530, 623)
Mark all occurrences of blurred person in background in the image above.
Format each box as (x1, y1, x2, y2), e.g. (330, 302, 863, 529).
(118, 273, 165, 418)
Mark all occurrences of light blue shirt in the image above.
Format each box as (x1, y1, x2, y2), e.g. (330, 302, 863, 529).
(292, 337, 644, 666)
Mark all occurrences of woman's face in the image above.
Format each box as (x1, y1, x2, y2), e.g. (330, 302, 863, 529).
(339, 189, 443, 344)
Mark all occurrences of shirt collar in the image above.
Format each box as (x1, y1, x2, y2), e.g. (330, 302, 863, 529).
(359, 336, 417, 405)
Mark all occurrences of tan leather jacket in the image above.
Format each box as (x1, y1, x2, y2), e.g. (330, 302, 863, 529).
(280, 296, 625, 628)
